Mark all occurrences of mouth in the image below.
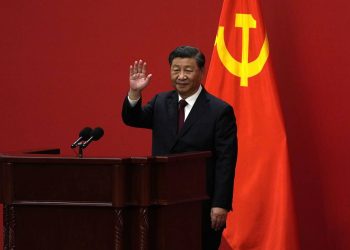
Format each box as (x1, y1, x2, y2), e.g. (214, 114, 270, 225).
(176, 82, 189, 85)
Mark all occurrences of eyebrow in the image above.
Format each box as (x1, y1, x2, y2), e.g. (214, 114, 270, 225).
(171, 65, 195, 69)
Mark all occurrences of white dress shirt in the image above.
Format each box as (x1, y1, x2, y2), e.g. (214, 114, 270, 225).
(178, 85, 202, 121)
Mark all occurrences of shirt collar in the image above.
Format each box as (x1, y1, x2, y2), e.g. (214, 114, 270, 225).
(178, 85, 202, 107)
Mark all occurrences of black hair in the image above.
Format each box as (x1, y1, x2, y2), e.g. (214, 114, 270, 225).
(168, 46, 205, 70)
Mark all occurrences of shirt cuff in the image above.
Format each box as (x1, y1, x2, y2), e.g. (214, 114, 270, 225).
(127, 96, 140, 107)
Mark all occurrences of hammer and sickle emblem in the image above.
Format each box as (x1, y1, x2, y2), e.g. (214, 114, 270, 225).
(215, 13, 269, 87)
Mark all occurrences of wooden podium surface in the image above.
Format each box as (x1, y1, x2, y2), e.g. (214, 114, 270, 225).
(0, 151, 210, 250)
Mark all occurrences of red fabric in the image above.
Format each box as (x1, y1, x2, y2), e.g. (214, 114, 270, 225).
(205, 1, 299, 249)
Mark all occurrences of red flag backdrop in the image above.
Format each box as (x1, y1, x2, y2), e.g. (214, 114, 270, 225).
(2, 0, 350, 249)
(205, 0, 299, 249)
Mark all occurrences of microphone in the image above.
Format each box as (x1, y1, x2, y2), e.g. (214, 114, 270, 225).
(71, 127, 93, 148)
(81, 127, 104, 149)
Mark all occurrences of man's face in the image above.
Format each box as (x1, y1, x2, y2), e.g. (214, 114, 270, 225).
(170, 57, 203, 99)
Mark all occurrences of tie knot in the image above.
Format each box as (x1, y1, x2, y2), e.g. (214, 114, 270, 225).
(178, 99, 188, 110)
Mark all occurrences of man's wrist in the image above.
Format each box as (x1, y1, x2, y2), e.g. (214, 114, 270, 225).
(128, 89, 141, 100)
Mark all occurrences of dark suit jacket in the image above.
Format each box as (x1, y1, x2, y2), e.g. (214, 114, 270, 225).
(122, 87, 237, 210)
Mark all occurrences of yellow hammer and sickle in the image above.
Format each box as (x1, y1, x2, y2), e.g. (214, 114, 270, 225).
(215, 13, 269, 87)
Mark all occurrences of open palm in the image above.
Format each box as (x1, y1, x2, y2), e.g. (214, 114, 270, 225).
(129, 60, 152, 91)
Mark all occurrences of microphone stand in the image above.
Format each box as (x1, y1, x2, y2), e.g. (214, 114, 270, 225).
(77, 142, 85, 158)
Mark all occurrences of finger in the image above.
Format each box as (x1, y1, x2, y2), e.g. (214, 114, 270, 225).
(216, 217, 224, 229)
(142, 74, 152, 87)
(129, 65, 134, 78)
(211, 213, 219, 230)
(133, 61, 138, 74)
(211, 220, 217, 230)
(211, 214, 225, 231)
(142, 62, 147, 75)
(212, 220, 222, 231)
(213, 219, 221, 231)
(138, 59, 143, 73)
(211, 210, 215, 229)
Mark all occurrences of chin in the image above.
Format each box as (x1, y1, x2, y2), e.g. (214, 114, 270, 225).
(176, 86, 187, 91)
(177, 89, 189, 95)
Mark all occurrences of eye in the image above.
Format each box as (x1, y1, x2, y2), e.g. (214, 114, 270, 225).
(184, 67, 194, 72)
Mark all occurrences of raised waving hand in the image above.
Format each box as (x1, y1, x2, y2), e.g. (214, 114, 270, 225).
(129, 60, 152, 100)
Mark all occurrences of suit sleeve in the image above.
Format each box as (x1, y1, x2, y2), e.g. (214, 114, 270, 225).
(211, 105, 238, 210)
(121, 95, 157, 129)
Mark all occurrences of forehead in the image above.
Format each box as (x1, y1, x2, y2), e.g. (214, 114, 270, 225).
(171, 57, 198, 68)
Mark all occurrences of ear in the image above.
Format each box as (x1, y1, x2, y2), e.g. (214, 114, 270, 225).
(199, 69, 205, 80)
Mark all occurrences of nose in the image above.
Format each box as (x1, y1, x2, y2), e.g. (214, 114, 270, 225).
(178, 71, 187, 80)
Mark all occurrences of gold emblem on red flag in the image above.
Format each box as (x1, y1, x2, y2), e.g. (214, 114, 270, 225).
(215, 14, 269, 87)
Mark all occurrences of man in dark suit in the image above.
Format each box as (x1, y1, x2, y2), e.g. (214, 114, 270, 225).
(122, 46, 237, 250)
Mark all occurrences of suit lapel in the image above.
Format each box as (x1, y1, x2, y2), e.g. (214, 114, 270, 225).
(166, 91, 179, 139)
(170, 89, 209, 151)
(180, 89, 209, 136)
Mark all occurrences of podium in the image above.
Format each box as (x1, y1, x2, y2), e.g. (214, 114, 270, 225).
(0, 151, 210, 250)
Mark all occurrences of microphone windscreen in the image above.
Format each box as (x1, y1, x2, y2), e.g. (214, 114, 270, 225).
(91, 127, 104, 141)
(79, 127, 93, 140)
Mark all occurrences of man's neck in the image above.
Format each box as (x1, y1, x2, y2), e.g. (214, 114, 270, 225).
(178, 85, 203, 100)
